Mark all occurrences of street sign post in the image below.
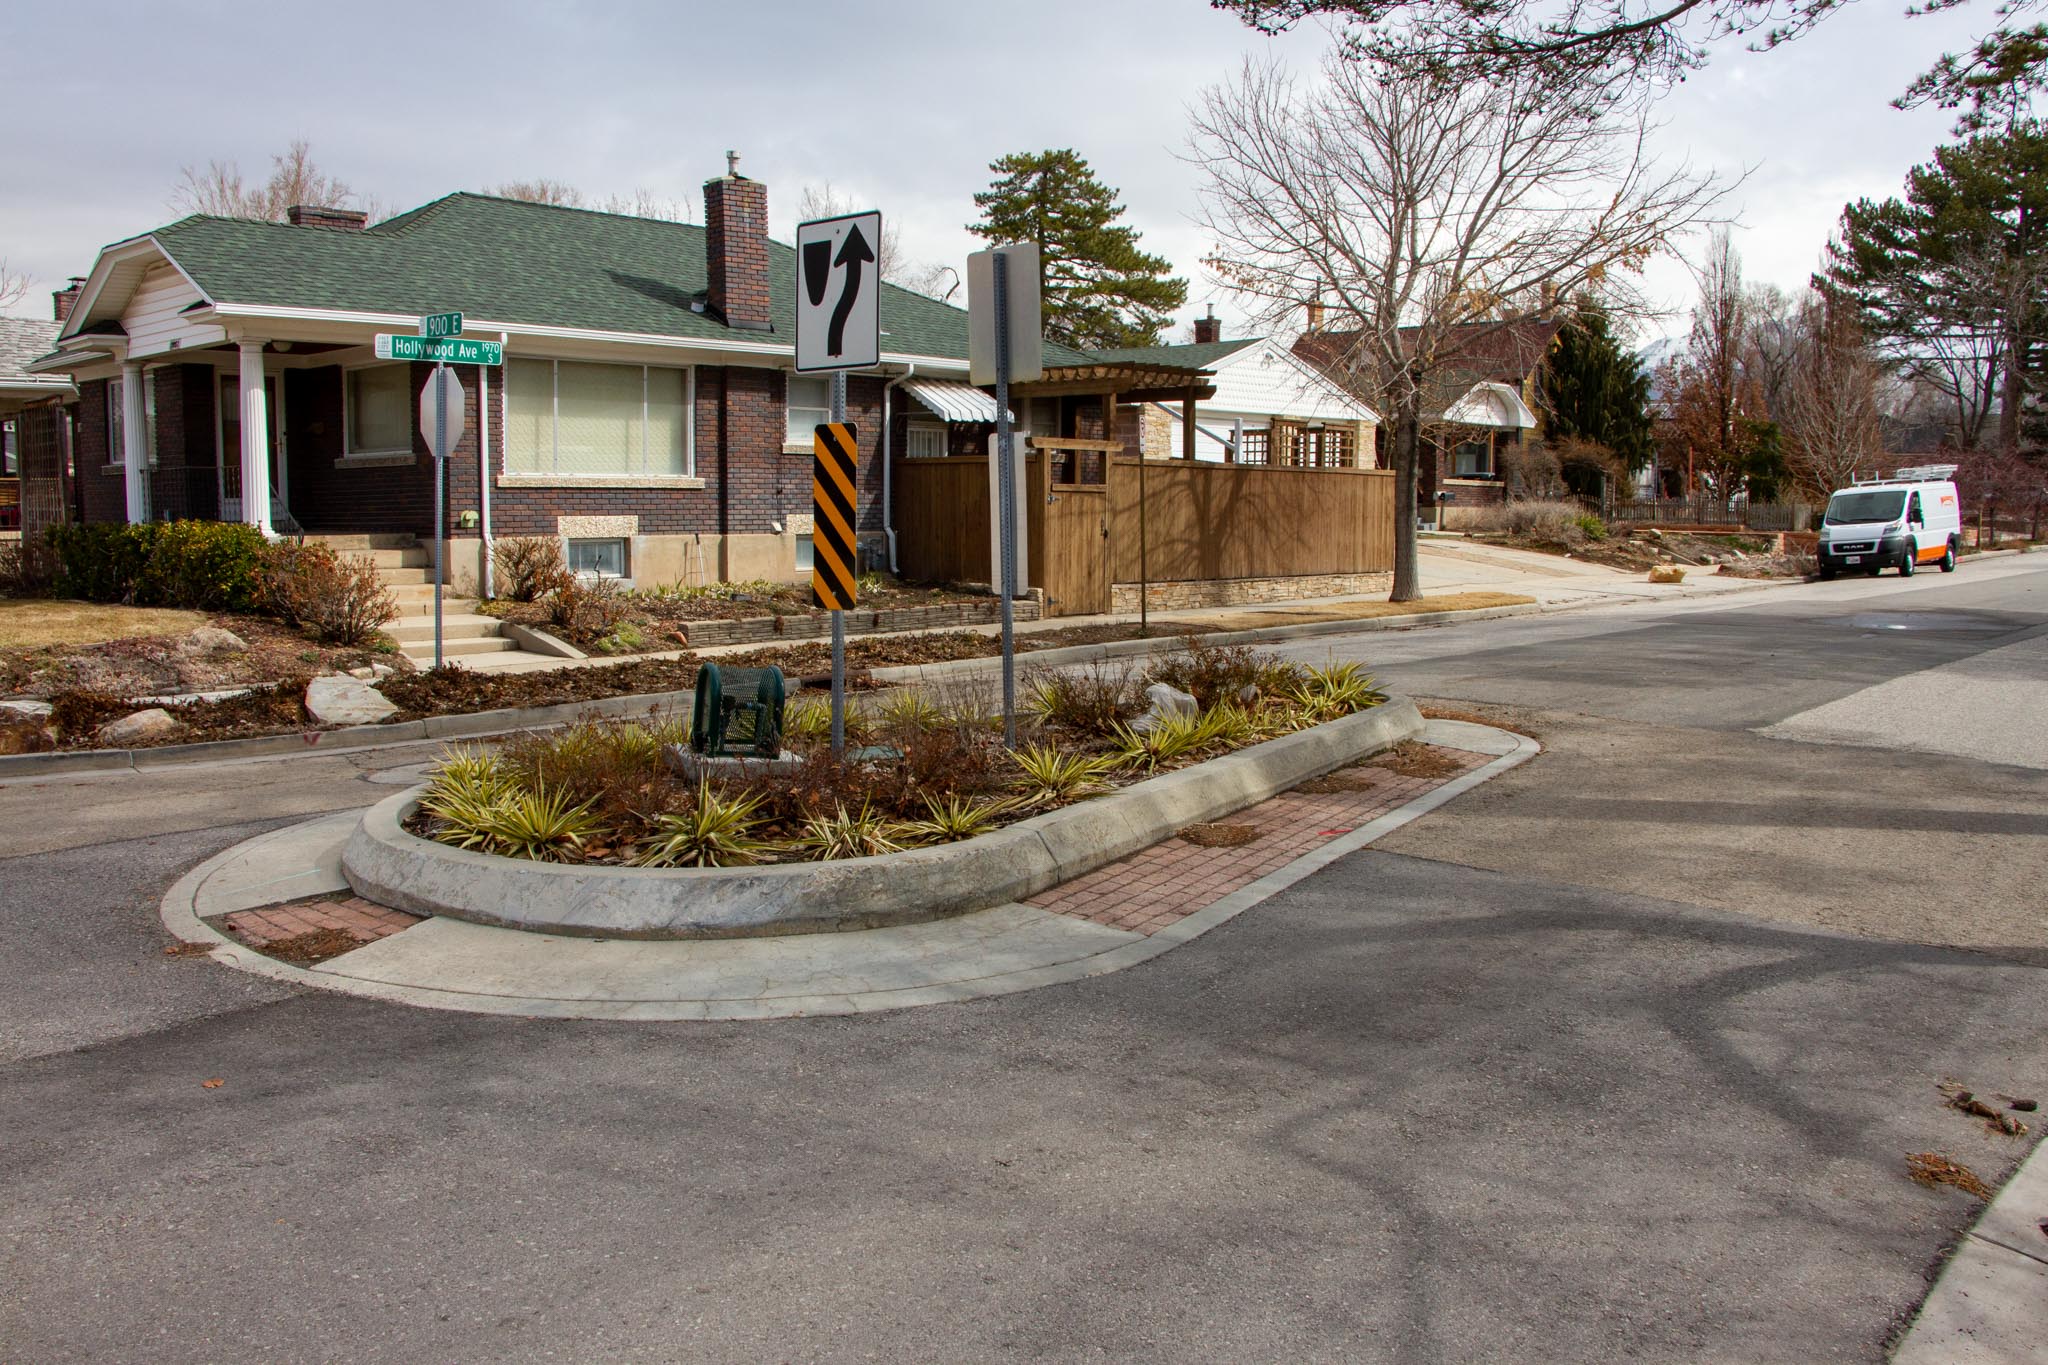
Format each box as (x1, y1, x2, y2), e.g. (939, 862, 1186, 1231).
(374, 335, 503, 365)
(396, 312, 501, 669)
(812, 421, 860, 754)
(794, 210, 883, 749)
(795, 212, 882, 373)
(967, 243, 1044, 747)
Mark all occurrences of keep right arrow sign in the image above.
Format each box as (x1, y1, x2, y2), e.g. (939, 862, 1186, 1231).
(796, 211, 882, 373)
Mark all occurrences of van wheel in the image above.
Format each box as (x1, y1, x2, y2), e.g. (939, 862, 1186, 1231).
(1940, 541, 1958, 572)
(1899, 547, 1917, 577)
(1817, 562, 1837, 582)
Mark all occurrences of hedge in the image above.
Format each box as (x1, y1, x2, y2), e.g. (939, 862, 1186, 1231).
(47, 521, 272, 612)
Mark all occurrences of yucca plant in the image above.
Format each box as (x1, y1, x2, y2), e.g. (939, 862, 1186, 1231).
(900, 791, 1014, 843)
(795, 799, 918, 860)
(1200, 703, 1261, 749)
(783, 696, 832, 744)
(420, 747, 521, 850)
(634, 782, 774, 868)
(474, 782, 609, 863)
(1008, 744, 1119, 805)
(1285, 662, 1385, 722)
(1106, 711, 1214, 772)
(876, 689, 944, 735)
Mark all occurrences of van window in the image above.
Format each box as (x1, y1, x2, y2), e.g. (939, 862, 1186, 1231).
(1908, 493, 1924, 525)
(1825, 490, 1906, 525)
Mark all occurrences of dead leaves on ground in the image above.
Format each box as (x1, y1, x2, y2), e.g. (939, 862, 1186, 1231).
(1179, 823, 1262, 848)
(1907, 1152, 1993, 1200)
(1938, 1079, 2033, 1137)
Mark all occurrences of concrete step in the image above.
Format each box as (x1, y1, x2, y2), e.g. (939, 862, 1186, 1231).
(310, 533, 418, 552)
(355, 547, 433, 570)
(385, 615, 503, 644)
(400, 636, 520, 660)
(388, 583, 473, 602)
(376, 567, 438, 586)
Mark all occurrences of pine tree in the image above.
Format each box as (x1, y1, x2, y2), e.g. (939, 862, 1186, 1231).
(969, 150, 1187, 349)
(1541, 297, 1655, 493)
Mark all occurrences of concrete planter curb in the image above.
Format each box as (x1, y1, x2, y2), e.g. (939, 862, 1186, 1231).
(341, 697, 1426, 939)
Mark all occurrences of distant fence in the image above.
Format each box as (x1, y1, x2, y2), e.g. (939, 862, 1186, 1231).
(1602, 497, 1812, 532)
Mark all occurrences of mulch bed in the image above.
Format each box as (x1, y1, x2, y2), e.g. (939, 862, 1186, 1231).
(0, 611, 400, 698)
(1369, 741, 1468, 779)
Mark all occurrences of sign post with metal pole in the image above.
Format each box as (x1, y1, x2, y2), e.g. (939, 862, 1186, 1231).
(795, 211, 882, 758)
(968, 243, 1043, 747)
(398, 312, 494, 671)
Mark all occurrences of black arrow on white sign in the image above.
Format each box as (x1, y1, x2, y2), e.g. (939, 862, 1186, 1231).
(826, 223, 875, 358)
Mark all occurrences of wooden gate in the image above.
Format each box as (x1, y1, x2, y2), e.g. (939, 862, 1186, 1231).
(1041, 485, 1108, 615)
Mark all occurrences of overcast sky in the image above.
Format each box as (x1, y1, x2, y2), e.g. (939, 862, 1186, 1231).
(0, 0, 1995, 346)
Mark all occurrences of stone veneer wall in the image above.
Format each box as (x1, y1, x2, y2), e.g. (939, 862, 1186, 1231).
(1110, 572, 1394, 613)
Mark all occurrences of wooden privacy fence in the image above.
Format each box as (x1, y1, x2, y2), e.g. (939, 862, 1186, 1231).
(894, 452, 1396, 617)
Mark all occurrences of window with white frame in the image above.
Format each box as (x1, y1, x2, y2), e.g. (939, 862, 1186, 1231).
(346, 363, 412, 455)
(785, 374, 830, 446)
(506, 358, 692, 478)
(1452, 439, 1493, 476)
(793, 533, 814, 572)
(105, 374, 158, 467)
(2, 420, 15, 476)
(566, 537, 628, 578)
(905, 422, 947, 459)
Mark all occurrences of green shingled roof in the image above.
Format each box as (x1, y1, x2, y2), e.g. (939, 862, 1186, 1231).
(1084, 337, 1260, 368)
(147, 192, 1094, 367)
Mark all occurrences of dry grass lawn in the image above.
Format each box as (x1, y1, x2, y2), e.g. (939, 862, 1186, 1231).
(1180, 591, 1535, 634)
(0, 599, 211, 650)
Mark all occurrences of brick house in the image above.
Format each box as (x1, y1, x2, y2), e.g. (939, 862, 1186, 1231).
(28, 166, 1072, 589)
(2, 317, 74, 531)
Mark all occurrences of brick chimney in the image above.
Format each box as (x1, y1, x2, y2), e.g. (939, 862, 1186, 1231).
(286, 205, 369, 231)
(53, 276, 86, 324)
(1305, 299, 1325, 333)
(703, 151, 772, 332)
(1193, 307, 1221, 345)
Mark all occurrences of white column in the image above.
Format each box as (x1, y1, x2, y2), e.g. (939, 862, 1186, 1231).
(237, 340, 273, 535)
(120, 361, 147, 523)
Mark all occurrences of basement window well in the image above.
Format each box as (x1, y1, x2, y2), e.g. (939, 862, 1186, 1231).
(567, 537, 628, 578)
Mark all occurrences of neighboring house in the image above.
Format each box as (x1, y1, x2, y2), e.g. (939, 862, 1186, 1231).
(1, 316, 75, 531)
(1295, 316, 1560, 524)
(1085, 313, 1378, 467)
(29, 166, 1086, 587)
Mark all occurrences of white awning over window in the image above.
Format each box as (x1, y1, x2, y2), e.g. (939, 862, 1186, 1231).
(1441, 381, 1538, 430)
(903, 378, 1011, 424)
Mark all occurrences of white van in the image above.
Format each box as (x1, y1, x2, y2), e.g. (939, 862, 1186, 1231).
(1816, 465, 1963, 580)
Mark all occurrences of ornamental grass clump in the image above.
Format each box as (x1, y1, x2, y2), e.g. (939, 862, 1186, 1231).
(634, 782, 774, 868)
(1008, 744, 1118, 806)
(1024, 660, 1140, 736)
(900, 792, 1014, 843)
(795, 800, 917, 861)
(1284, 661, 1385, 723)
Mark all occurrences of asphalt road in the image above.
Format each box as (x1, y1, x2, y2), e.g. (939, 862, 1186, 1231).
(3, 554, 2044, 1363)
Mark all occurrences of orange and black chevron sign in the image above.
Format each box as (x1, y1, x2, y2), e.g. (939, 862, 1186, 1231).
(811, 422, 859, 611)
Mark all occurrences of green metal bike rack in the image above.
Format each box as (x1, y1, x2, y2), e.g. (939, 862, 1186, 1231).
(690, 662, 788, 758)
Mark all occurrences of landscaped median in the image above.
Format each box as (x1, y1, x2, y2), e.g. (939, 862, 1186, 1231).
(338, 641, 1419, 938)
(345, 699, 1424, 938)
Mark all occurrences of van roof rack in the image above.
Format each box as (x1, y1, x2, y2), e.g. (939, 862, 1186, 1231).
(1851, 463, 1959, 485)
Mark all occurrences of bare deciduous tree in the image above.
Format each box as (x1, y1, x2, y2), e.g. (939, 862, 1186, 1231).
(0, 259, 27, 313)
(171, 139, 372, 221)
(1782, 288, 1888, 496)
(798, 183, 954, 300)
(1190, 54, 1725, 598)
(490, 180, 692, 222)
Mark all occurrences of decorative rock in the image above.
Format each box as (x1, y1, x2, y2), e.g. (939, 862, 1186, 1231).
(306, 674, 401, 726)
(97, 708, 184, 745)
(1236, 683, 1261, 706)
(370, 664, 396, 679)
(0, 699, 54, 719)
(348, 666, 377, 680)
(180, 627, 247, 655)
(1648, 564, 1687, 584)
(1132, 682, 1200, 733)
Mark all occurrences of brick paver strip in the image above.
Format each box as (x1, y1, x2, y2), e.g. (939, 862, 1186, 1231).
(1025, 745, 1487, 936)
(226, 898, 425, 952)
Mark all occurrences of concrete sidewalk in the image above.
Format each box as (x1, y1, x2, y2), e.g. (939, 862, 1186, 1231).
(161, 720, 1534, 1021)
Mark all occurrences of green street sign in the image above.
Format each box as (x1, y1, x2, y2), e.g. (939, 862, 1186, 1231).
(420, 311, 463, 338)
(374, 334, 503, 365)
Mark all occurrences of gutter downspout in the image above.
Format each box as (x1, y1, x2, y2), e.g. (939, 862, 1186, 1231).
(882, 364, 917, 574)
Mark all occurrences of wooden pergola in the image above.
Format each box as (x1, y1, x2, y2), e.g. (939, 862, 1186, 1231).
(1013, 361, 1218, 475)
